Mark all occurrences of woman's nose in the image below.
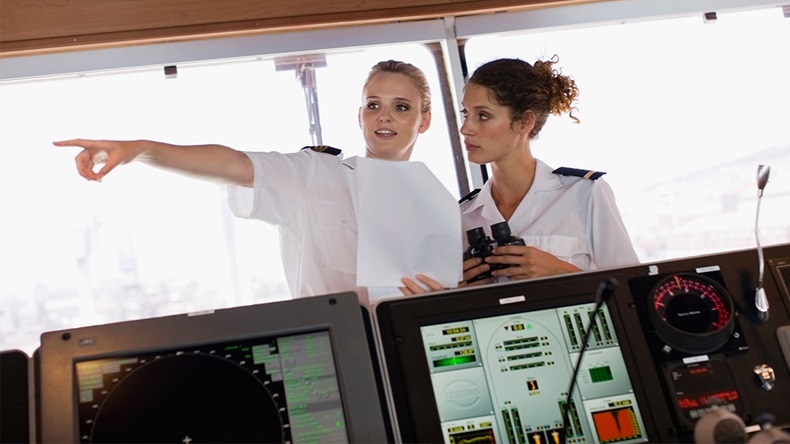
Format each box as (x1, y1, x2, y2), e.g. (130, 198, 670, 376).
(460, 121, 471, 135)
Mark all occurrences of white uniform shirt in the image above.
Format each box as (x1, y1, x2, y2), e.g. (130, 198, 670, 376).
(461, 159, 639, 273)
(227, 149, 367, 301)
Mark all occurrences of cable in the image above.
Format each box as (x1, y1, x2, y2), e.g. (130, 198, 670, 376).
(562, 277, 619, 441)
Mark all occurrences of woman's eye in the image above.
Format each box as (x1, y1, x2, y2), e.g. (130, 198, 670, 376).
(395, 104, 409, 111)
(367, 103, 380, 110)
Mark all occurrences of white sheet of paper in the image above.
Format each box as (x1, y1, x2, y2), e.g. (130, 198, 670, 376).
(354, 158, 462, 288)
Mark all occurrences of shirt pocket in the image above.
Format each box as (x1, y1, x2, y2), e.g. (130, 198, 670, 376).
(314, 202, 358, 274)
(521, 235, 584, 262)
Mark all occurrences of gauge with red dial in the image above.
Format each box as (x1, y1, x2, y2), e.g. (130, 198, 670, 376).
(648, 273, 735, 354)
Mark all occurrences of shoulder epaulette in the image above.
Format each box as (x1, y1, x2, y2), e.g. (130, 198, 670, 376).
(301, 145, 342, 156)
(459, 189, 481, 204)
(552, 167, 606, 180)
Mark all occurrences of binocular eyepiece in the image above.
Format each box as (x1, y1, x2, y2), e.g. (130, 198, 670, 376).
(464, 221, 525, 283)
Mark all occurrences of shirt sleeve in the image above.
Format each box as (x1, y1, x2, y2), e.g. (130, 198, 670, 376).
(587, 180, 640, 268)
(227, 150, 316, 225)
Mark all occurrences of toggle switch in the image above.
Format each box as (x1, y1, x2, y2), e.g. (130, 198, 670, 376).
(753, 364, 775, 391)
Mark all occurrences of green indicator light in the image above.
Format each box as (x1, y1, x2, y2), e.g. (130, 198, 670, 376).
(433, 355, 476, 367)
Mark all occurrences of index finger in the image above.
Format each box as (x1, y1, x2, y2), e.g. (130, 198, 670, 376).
(53, 139, 92, 148)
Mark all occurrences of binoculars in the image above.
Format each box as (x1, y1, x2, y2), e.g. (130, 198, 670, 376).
(464, 221, 526, 283)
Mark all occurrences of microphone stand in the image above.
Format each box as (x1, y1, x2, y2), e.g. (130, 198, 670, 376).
(562, 277, 618, 441)
(754, 165, 770, 324)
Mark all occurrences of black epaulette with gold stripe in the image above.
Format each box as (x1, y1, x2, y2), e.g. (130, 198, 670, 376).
(301, 145, 342, 156)
(552, 167, 606, 180)
(458, 189, 480, 204)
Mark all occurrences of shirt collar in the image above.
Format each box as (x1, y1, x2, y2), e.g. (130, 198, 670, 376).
(461, 180, 492, 215)
(535, 158, 564, 192)
(341, 155, 360, 170)
(461, 159, 562, 216)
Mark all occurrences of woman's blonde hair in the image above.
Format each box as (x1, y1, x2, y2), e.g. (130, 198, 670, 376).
(365, 60, 432, 114)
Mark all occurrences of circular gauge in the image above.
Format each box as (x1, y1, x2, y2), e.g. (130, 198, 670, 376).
(648, 273, 735, 354)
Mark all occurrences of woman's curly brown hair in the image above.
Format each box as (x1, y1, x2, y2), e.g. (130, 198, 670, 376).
(467, 55, 579, 139)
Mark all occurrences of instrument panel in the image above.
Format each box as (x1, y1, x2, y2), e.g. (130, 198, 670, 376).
(6, 244, 790, 443)
(621, 245, 790, 441)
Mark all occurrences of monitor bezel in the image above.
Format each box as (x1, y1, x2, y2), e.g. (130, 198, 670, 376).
(36, 291, 388, 443)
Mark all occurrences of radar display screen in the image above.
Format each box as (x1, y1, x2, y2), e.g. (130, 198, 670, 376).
(74, 330, 345, 443)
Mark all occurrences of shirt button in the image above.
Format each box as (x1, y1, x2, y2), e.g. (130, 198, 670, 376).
(342, 219, 348, 224)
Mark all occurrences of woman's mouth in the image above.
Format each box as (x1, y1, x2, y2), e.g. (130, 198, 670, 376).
(376, 129, 396, 136)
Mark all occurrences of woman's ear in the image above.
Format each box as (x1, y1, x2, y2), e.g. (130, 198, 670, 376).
(518, 110, 536, 135)
(358, 107, 363, 129)
(418, 111, 432, 134)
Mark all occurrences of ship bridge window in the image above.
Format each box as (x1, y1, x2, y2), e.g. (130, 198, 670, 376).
(0, 42, 456, 355)
(461, 6, 790, 262)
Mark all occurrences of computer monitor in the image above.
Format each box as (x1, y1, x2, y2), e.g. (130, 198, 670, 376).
(1, 349, 30, 443)
(36, 292, 388, 443)
(374, 273, 655, 443)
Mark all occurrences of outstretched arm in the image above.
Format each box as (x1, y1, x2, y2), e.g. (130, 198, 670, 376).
(54, 139, 254, 187)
